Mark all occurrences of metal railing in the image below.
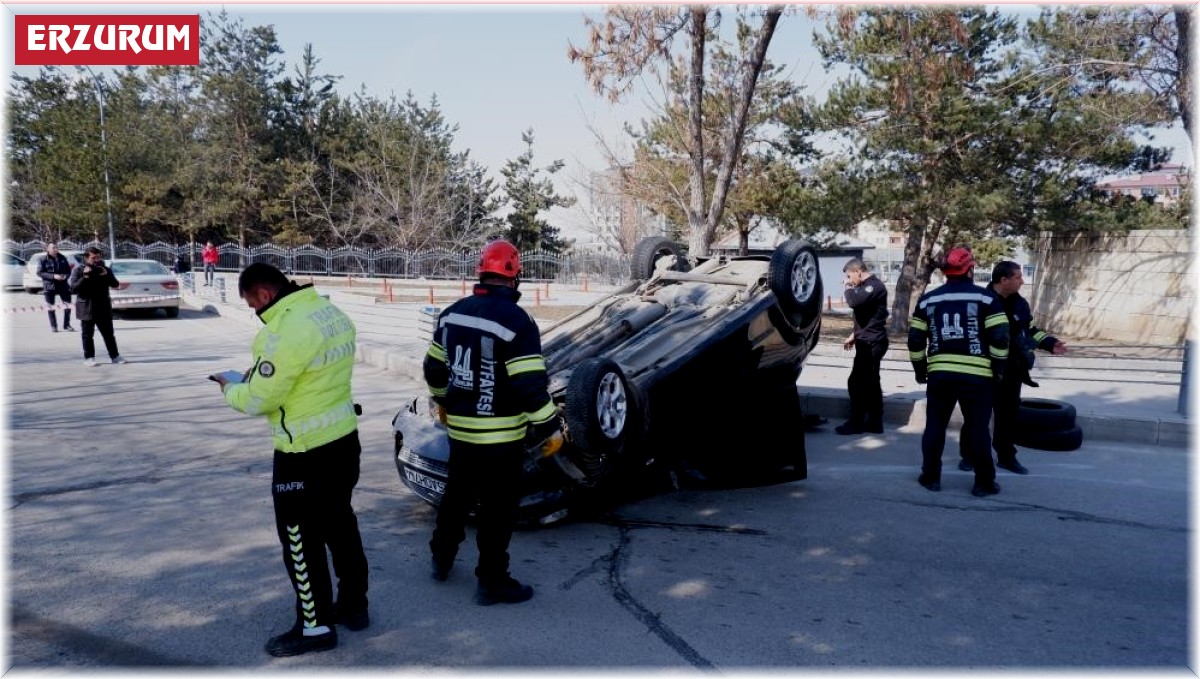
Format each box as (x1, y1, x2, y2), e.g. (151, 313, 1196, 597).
(4, 239, 635, 286)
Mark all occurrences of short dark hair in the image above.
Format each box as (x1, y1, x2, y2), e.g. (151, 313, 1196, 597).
(84, 246, 103, 257)
(991, 261, 1021, 284)
(843, 258, 867, 273)
(238, 262, 290, 296)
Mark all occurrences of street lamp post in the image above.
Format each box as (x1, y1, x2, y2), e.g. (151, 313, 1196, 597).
(84, 66, 116, 258)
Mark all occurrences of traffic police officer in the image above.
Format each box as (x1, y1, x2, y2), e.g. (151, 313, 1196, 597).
(213, 263, 369, 656)
(908, 247, 1010, 497)
(424, 239, 562, 606)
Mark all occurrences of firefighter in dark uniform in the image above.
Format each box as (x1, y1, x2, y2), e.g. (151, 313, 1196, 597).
(836, 258, 889, 435)
(958, 261, 1068, 475)
(908, 247, 1010, 497)
(424, 240, 563, 606)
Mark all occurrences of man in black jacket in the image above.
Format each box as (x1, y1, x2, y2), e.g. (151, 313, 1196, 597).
(38, 243, 74, 333)
(423, 240, 562, 606)
(69, 247, 125, 367)
(959, 261, 1067, 475)
(836, 259, 889, 435)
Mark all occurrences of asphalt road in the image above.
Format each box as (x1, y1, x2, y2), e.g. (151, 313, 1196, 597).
(4, 293, 1192, 671)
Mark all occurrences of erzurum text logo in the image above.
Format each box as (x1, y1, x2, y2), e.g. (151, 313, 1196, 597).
(14, 15, 200, 66)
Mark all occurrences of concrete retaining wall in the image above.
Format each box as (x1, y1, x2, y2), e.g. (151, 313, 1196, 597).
(1029, 229, 1193, 345)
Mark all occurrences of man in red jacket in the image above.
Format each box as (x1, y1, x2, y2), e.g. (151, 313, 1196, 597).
(201, 241, 219, 286)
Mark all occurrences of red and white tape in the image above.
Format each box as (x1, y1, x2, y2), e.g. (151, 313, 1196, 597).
(4, 294, 182, 314)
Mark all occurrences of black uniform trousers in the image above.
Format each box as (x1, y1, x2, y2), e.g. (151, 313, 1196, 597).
(848, 339, 888, 427)
(957, 370, 1022, 465)
(44, 290, 72, 329)
(430, 439, 524, 584)
(271, 430, 369, 632)
(80, 316, 119, 360)
(922, 372, 996, 485)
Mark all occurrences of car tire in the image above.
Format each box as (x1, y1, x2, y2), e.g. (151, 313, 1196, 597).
(1013, 424, 1084, 452)
(165, 306, 179, 318)
(631, 236, 690, 281)
(564, 357, 637, 481)
(1017, 397, 1076, 432)
(768, 239, 823, 326)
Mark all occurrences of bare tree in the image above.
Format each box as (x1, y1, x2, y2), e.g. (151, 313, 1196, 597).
(569, 5, 785, 258)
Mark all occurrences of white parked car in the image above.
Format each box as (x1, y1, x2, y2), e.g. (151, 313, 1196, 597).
(3, 252, 27, 289)
(23, 250, 85, 294)
(109, 259, 181, 318)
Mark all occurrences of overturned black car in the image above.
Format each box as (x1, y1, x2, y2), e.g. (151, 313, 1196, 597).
(394, 236, 823, 524)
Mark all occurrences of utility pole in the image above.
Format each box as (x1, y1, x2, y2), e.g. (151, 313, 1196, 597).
(84, 66, 116, 258)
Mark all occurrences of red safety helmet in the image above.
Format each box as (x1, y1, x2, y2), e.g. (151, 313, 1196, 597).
(941, 247, 975, 277)
(478, 240, 521, 278)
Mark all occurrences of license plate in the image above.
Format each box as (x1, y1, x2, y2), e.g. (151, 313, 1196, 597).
(403, 468, 446, 495)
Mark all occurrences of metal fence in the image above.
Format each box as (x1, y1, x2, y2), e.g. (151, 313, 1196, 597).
(4, 239, 634, 285)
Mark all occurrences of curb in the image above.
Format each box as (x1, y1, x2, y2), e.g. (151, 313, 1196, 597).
(189, 290, 1190, 450)
(798, 387, 1189, 449)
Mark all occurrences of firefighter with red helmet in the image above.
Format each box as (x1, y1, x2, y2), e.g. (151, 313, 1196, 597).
(908, 247, 1010, 497)
(422, 239, 563, 605)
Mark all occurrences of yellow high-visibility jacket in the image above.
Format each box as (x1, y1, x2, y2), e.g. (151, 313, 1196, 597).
(224, 284, 358, 452)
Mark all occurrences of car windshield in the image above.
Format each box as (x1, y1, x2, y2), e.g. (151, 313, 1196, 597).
(112, 261, 169, 276)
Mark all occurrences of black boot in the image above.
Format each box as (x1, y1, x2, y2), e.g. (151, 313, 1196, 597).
(971, 481, 1001, 497)
(333, 606, 369, 632)
(431, 555, 452, 582)
(835, 421, 864, 435)
(476, 575, 534, 606)
(264, 624, 337, 657)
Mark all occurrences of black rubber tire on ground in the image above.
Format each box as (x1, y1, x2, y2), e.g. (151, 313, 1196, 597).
(564, 357, 638, 481)
(631, 236, 690, 281)
(1013, 424, 1084, 452)
(768, 239, 823, 328)
(165, 306, 180, 318)
(1017, 397, 1077, 432)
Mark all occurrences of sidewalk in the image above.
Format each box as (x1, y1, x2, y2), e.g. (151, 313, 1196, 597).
(187, 276, 1191, 449)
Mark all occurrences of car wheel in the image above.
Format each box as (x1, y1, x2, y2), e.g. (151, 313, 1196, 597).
(631, 236, 690, 281)
(1016, 397, 1076, 432)
(165, 306, 180, 318)
(1013, 424, 1084, 452)
(564, 357, 637, 481)
(768, 239, 823, 325)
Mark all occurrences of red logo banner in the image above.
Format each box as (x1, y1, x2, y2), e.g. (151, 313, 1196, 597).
(14, 15, 200, 66)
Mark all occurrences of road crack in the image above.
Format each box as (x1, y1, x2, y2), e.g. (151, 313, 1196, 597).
(563, 515, 767, 670)
(892, 498, 1187, 533)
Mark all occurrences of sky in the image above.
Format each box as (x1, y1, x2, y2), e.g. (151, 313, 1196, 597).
(4, 3, 1195, 241)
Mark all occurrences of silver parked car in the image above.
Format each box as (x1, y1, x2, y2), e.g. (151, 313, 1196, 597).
(3, 252, 27, 289)
(109, 259, 181, 318)
(394, 236, 824, 524)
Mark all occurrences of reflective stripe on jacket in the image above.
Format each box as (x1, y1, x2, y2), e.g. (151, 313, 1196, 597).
(224, 284, 358, 452)
(423, 283, 556, 445)
(908, 278, 1010, 380)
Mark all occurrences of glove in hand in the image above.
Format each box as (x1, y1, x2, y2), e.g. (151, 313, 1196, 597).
(913, 365, 928, 385)
(538, 430, 565, 458)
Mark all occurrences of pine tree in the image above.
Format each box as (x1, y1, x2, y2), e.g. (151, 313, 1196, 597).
(500, 129, 574, 254)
